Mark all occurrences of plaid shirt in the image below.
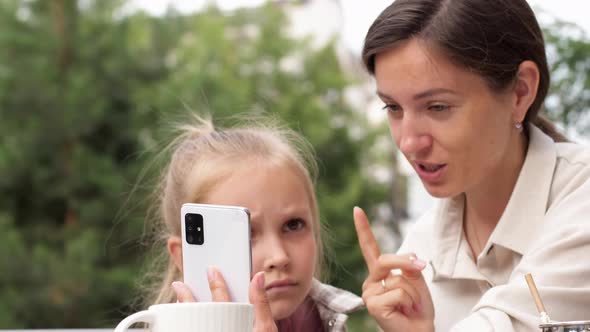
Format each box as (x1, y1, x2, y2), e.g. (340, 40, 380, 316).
(309, 279, 365, 332)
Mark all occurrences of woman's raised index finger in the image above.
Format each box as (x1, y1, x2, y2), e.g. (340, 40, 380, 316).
(353, 206, 381, 272)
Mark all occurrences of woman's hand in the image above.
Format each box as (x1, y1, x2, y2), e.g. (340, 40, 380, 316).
(353, 207, 435, 332)
(172, 267, 278, 332)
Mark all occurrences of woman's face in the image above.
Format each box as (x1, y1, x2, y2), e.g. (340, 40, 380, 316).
(203, 163, 317, 320)
(374, 39, 521, 198)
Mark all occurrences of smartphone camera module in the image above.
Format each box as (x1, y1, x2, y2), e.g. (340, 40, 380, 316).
(185, 213, 204, 245)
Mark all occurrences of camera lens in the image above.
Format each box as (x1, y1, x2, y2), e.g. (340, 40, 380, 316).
(185, 213, 204, 245)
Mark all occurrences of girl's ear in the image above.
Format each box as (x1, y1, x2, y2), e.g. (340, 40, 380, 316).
(168, 235, 183, 272)
(512, 60, 540, 123)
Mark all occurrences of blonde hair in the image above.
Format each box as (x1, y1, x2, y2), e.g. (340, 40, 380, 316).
(143, 114, 322, 306)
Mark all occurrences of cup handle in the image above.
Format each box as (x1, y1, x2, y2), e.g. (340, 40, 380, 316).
(114, 310, 155, 332)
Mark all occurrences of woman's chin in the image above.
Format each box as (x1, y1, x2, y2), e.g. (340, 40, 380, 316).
(423, 183, 457, 199)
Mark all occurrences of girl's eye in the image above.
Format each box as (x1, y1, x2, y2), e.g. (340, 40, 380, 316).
(382, 103, 401, 113)
(283, 218, 306, 232)
(429, 104, 449, 112)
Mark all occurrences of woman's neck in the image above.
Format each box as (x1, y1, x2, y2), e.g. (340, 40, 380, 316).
(464, 132, 528, 256)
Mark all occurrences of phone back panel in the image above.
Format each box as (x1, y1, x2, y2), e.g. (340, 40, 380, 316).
(181, 203, 251, 303)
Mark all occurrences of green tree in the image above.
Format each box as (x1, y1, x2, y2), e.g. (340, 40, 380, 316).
(2, 0, 589, 329)
(543, 20, 590, 135)
(133, 1, 388, 300)
(0, 0, 169, 327)
(0, 1, 386, 329)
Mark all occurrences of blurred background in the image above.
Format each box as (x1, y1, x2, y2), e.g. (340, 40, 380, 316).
(0, 0, 588, 330)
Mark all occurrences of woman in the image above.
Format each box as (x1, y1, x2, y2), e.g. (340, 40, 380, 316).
(353, 0, 590, 331)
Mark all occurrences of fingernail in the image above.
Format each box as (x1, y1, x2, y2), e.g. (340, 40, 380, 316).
(413, 302, 423, 313)
(257, 272, 265, 290)
(410, 255, 427, 269)
(207, 267, 218, 281)
(171, 281, 182, 292)
(413, 258, 427, 269)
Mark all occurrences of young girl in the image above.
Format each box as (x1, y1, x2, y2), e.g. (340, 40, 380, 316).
(144, 115, 363, 331)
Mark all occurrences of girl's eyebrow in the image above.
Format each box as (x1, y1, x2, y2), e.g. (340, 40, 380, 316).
(377, 88, 458, 101)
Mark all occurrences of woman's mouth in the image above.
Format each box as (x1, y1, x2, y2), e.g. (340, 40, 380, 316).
(419, 163, 444, 172)
(415, 162, 447, 182)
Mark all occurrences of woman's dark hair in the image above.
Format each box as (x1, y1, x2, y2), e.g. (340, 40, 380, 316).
(362, 0, 567, 142)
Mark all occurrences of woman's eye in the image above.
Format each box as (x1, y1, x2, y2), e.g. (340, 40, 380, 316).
(429, 104, 449, 112)
(382, 103, 401, 112)
(283, 218, 305, 232)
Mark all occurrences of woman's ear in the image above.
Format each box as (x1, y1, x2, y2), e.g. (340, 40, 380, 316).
(512, 60, 540, 123)
(168, 235, 183, 272)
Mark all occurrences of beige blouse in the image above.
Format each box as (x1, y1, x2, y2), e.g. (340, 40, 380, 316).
(398, 125, 590, 331)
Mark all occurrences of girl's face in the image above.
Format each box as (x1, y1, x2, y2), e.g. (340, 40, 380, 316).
(374, 38, 522, 198)
(203, 163, 317, 320)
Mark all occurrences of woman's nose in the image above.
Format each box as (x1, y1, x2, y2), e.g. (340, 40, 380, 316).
(399, 134, 432, 157)
(397, 117, 432, 158)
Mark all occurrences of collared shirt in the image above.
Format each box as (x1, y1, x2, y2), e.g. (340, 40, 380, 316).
(309, 279, 365, 332)
(398, 125, 590, 331)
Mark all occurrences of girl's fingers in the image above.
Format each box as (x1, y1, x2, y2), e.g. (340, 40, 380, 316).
(249, 272, 278, 332)
(172, 281, 197, 302)
(208, 266, 231, 302)
(353, 206, 382, 273)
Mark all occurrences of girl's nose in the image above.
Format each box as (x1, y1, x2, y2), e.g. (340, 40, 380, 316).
(262, 238, 289, 271)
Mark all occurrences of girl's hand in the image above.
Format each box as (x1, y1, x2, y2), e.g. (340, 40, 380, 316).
(353, 207, 435, 332)
(172, 268, 278, 332)
(171, 266, 230, 302)
(249, 272, 278, 332)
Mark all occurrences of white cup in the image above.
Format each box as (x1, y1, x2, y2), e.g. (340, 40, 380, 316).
(114, 302, 254, 332)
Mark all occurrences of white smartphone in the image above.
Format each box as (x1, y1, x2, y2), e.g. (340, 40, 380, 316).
(180, 203, 252, 303)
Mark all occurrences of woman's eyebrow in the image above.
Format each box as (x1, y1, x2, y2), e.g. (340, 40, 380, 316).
(412, 88, 457, 100)
(376, 90, 394, 101)
(377, 88, 457, 101)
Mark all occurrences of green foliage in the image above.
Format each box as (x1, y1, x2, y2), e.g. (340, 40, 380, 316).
(2, 0, 588, 329)
(0, 0, 164, 327)
(0, 0, 386, 328)
(132, 2, 387, 295)
(543, 21, 590, 134)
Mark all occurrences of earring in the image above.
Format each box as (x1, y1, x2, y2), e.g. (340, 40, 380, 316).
(515, 122, 523, 130)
